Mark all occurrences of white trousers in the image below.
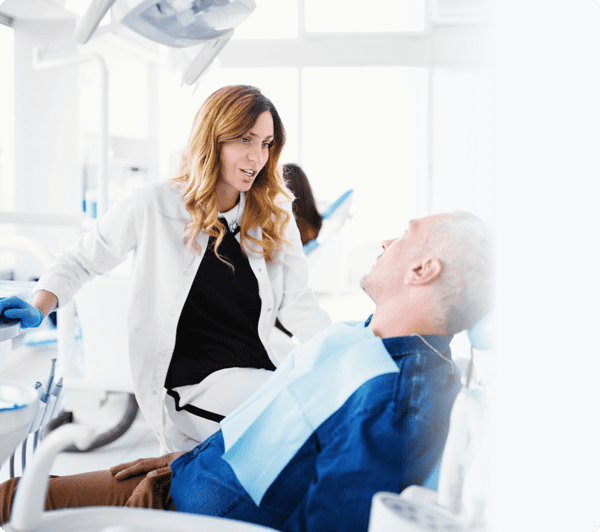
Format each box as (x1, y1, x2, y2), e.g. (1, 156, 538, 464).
(163, 366, 274, 452)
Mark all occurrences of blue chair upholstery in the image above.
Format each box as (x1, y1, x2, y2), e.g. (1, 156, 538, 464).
(423, 461, 441, 489)
(320, 189, 354, 220)
(302, 239, 320, 255)
(302, 189, 354, 256)
(467, 311, 495, 352)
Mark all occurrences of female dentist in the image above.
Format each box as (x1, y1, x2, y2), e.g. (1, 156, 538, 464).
(0, 85, 332, 452)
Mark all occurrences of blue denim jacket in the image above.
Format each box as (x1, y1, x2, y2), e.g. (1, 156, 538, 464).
(171, 327, 461, 532)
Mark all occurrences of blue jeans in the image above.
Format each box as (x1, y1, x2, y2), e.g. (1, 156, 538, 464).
(170, 430, 290, 530)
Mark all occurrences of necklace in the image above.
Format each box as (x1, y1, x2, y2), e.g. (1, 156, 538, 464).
(411, 333, 454, 375)
(223, 197, 242, 233)
(231, 197, 243, 232)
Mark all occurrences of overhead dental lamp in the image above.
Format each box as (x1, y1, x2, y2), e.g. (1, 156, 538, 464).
(74, 0, 256, 84)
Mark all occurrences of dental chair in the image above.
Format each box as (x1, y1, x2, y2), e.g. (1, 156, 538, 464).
(303, 189, 354, 295)
(303, 189, 353, 264)
(3, 426, 280, 532)
(367, 311, 495, 532)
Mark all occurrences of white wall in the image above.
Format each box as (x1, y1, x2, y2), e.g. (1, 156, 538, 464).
(3, 18, 160, 280)
(12, 20, 81, 280)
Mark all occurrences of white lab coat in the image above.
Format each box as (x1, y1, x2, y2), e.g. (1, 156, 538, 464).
(35, 181, 332, 450)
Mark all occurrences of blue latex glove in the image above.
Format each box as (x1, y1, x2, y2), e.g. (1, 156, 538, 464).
(0, 296, 43, 329)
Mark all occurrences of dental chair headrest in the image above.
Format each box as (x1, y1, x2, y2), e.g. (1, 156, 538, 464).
(467, 310, 494, 351)
(321, 189, 353, 220)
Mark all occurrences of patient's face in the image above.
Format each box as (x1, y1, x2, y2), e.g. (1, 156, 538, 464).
(360, 214, 449, 301)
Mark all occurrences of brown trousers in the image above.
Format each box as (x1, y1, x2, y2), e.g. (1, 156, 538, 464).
(0, 466, 175, 525)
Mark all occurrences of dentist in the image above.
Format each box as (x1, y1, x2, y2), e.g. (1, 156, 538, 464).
(0, 85, 331, 452)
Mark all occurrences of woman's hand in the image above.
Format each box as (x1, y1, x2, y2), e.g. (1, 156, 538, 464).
(109, 452, 186, 481)
(0, 296, 43, 328)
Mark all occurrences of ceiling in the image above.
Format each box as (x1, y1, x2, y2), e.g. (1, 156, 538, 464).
(0, 0, 78, 23)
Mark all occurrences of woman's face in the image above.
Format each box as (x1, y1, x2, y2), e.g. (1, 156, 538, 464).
(217, 111, 274, 199)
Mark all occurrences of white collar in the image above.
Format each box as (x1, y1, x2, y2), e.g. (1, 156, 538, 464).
(218, 191, 245, 231)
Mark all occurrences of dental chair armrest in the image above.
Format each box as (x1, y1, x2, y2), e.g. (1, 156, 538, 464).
(10, 424, 97, 531)
(400, 485, 437, 504)
(14, 507, 280, 532)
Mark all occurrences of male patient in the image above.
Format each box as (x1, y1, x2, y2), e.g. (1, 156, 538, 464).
(0, 211, 493, 532)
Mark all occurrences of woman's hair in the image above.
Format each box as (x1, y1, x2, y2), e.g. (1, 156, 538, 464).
(283, 164, 322, 246)
(171, 85, 293, 262)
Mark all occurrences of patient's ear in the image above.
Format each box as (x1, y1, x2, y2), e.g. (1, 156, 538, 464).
(405, 257, 442, 285)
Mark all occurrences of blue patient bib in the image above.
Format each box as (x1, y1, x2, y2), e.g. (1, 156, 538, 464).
(220, 321, 399, 505)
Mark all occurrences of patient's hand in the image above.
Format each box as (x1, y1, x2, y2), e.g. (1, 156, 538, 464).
(110, 452, 186, 481)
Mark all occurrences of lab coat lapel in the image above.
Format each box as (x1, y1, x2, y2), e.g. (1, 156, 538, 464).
(246, 224, 267, 274)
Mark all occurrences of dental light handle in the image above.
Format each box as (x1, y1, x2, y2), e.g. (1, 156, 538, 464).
(10, 425, 96, 532)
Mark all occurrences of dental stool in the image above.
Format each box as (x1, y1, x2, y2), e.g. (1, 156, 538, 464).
(367, 311, 495, 532)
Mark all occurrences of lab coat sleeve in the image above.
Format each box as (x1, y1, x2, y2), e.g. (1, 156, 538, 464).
(276, 202, 332, 343)
(283, 409, 443, 532)
(35, 191, 139, 307)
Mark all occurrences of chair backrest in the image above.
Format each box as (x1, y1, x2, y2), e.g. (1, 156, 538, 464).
(423, 310, 494, 494)
(320, 189, 354, 221)
(467, 311, 494, 352)
(303, 189, 354, 262)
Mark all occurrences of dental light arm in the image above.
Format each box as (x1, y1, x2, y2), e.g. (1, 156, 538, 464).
(74, 0, 117, 45)
(181, 30, 233, 85)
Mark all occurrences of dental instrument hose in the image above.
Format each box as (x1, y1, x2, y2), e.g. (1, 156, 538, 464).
(61, 393, 139, 453)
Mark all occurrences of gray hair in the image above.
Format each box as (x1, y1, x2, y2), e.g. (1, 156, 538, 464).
(426, 211, 495, 335)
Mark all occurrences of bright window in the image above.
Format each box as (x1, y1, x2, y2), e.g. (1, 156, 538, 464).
(232, 0, 299, 39)
(300, 67, 429, 245)
(304, 0, 426, 33)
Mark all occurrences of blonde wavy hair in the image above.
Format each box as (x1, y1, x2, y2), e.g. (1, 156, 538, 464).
(171, 85, 293, 263)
